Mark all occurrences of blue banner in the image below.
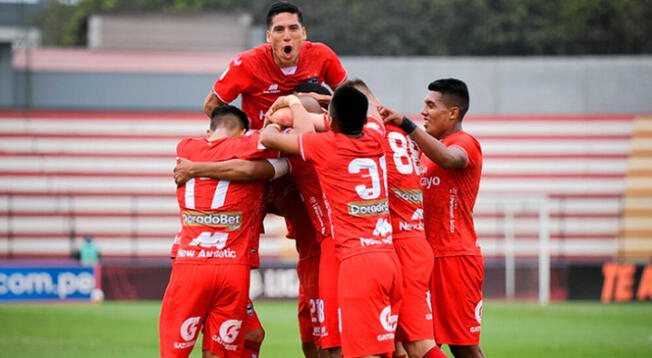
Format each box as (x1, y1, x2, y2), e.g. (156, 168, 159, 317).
(0, 266, 97, 302)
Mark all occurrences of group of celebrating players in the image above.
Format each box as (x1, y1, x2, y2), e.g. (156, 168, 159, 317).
(158, 2, 485, 358)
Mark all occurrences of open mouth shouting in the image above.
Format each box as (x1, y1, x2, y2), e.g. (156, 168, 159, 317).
(283, 45, 293, 59)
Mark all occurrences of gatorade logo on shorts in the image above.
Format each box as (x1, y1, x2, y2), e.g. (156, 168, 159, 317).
(180, 316, 201, 341)
(474, 300, 483, 324)
(379, 306, 398, 332)
(219, 319, 243, 344)
(377, 306, 398, 341)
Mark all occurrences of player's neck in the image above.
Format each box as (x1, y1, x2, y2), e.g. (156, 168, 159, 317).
(207, 128, 240, 141)
(440, 123, 463, 139)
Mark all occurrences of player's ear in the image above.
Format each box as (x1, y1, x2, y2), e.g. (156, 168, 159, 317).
(206, 129, 211, 137)
(449, 106, 461, 122)
(327, 114, 335, 131)
(266, 30, 271, 43)
(301, 26, 307, 41)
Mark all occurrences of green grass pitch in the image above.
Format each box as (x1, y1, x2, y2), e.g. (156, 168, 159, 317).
(0, 300, 650, 357)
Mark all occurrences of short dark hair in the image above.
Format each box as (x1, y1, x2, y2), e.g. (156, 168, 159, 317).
(266, 1, 303, 28)
(330, 86, 368, 135)
(342, 78, 374, 98)
(294, 82, 331, 96)
(210, 105, 249, 131)
(427, 78, 470, 119)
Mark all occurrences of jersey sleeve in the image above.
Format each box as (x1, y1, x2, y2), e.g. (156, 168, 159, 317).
(448, 133, 482, 168)
(212, 55, 252, 104)
(363, 114, 386, 137)
(298, 132, 330, 163)
(321, 45, 347, 88)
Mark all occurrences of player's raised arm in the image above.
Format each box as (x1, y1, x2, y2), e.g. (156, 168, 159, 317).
(260, 124, 300, 155)
(173, 157, 288, 186)
(379, 105, 467, 169)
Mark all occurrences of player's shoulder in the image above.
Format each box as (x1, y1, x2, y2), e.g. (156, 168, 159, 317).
(364, 115, 386, 137)
(235, 44, 271, 66)
(176, 136, 204, 155)
(303, 41, 337, 57)
(451, 131, 481, 148)
(176, 136, 199, 148)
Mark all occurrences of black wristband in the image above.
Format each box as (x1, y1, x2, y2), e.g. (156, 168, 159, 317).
(400, 116, 417, 134)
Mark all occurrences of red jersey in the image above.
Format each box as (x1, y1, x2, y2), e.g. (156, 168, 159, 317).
(213, 42, 347, 129)
(287, 155, 331, 261)
(288, 155, 332, 240)
(175, 132, 278, 265)
(383, 124, 425, 240)
(298, 116, 393, 260)
(419, 131, 483, 257)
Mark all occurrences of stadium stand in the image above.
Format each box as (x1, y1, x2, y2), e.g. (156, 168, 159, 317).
(1, 110, 648, 263)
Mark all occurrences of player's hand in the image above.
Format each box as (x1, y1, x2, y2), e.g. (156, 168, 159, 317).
(265, 96, 287, 120)
(174, 157, 194, 187)
(268, 107, 294, 127)
(378, 105, 404, 126)
(296, 92, 332, 108)
(266, 95, 299, 119)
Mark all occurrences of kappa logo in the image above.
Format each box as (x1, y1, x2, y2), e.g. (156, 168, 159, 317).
(180, 316, 201, 341)
(219, 319, 243, 344)
(411, 208, 424, 220)
(373, 218, 392, 237)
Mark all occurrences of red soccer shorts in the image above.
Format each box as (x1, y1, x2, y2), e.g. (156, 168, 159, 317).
(430, 255, 484, 346)
(202, 298, 263, 352)
(318, 236, 341, 349)
(159, 263, 250, 358)
(241, 298, 263, 333)
(297, 255, 321, 344)
(394, 238, 435, 343)
(338, 251, 402, 358)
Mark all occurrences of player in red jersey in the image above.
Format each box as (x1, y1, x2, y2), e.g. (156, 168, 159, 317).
(177, 94, 337, 358)
(343, 80, 447, 358)
(202, 4, 346, 354)
(260, 87, 402, 358)
(159, 106, 286, 358)
(203, 1, 347, 129)
(380, 79, 485, 358)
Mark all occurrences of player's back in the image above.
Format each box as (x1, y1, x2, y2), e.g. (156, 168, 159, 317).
(299, 117, 393, 260)
(383, 123, 425, 240)
(175, 134, 271, 265)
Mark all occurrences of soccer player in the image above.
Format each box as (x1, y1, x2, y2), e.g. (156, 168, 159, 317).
(202, 3, 347, 353)
(159, 105, 286, 358)
(380, 79, 485, 358)
(177, 94, 338, 358)
(260, 87, 402, 358)
(203, 1, 347, 129)
(344, 80, 447, 358)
